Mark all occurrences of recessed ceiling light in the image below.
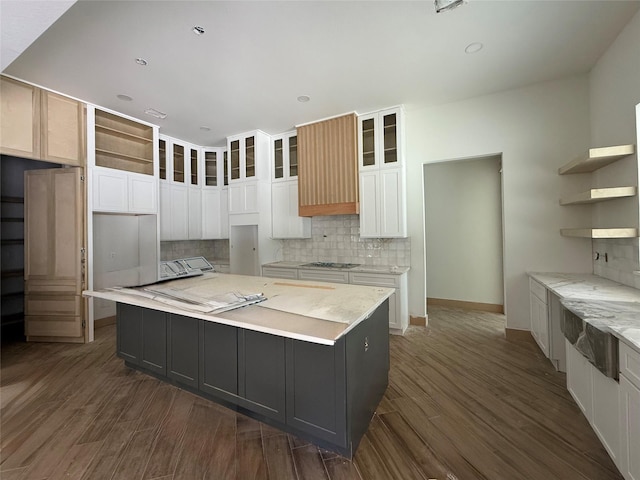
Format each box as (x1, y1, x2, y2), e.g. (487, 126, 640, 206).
(465, 42, 484, 54)
(297, 95, 311, 103)
(200, 126, 211, 131)
(193, 26, 205, 35)
(135, 58, 148, 66)
(144, 108, 167, 119)
(116, 94, 133, 102)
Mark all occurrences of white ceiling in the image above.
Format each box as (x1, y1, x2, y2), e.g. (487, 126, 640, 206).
(3, 0, 639, 147)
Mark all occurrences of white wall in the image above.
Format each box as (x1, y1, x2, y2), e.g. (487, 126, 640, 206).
(589, 9, 640, 287)
(424, 155, 503, 306)
(405, 75, 593, 330)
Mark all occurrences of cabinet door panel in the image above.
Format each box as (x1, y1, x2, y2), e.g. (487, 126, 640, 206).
(591, 369, 620, 464)
(117, 303, 142, 365)
(168, 314, 199, 388)
(228, 184, 243, 214)
(244, 183, 258, 213)
(42, 91, 84, 165)
(286, 338, 347, 446)
(239, 330, 286, 421)
(141, 309, 167, 376)
(220, 188, 229, 238)
(170, 186, 188, 240)
(202, 189, 221, 239)
(359, 172, 379, 237)
(188, 187, 202, 239)
(620, 375, 640, 480)
(380, 169, 404, 237)
(566, 340, 593, 421)
(200, 321, 238, 400)
(0, 77, 39, 158)
(129, 174, 156, 213)
(94, 169, 128, 212)
(159, 182, 172, 240)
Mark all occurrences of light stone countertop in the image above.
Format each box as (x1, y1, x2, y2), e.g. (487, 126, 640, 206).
(528, 272, 640, 353)
(84, 272, 394, 345)
(263, 261, 410, 275)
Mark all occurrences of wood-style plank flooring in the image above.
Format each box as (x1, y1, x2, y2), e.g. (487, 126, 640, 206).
(1, 306, 622, 480)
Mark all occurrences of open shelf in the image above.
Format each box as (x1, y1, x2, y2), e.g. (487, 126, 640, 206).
(95, 124, 152, 144)
(560, 228, 638, 239)
(558, 144, 635, 175)
(560, 186, 637, 205)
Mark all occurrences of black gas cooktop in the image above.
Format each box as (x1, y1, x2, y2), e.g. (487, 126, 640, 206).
(301, 262, 361, 269)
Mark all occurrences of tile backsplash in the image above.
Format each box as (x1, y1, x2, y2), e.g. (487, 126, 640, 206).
(161, 239, 229, 263)
(281, 215, 411, 267)
(592, 238, 640, 289)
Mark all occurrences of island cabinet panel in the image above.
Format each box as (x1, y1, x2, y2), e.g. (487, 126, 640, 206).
(141, 309, 167, 376)
(117, 304, 142, 364)
(238, 331, 286, 422)
(117, 304, 167, 375)
(286, 339, 348, 447)
(199, 321, 239, 400)
(168, 314, 199, 388)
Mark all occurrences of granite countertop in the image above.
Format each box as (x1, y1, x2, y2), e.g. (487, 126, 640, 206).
(84, 272, 394, 345)
(528, 272, 640, 352)
(263, 261, 410, 275)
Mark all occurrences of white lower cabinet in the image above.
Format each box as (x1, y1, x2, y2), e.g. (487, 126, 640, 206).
(566, 339, 594, 420)
(93, 167, 157, 214)
(271, 180, 310, 239)
(620, 343, 640, 480)
(566, 339, 623, 472)
(529, 278, 550, 358)
(260, 265, 408, 333)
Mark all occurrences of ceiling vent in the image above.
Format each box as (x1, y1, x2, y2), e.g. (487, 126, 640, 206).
(435, 0, 465, 13)
(144, 108, 167, 119)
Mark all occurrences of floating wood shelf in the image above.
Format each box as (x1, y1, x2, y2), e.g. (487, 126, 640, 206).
(558, 144, 635, 175)
(560, 186, 637, 205)
(560, 228, 638, 239)
(95, 148, 153, 164)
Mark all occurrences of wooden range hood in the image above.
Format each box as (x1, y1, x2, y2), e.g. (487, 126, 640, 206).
(297, 113, 359, 217)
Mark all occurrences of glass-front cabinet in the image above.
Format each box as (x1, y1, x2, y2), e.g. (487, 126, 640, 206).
(230, 139, 241, 181)
(271, 131, 298, 182)
(226, 131, 269, 184)
(190, 147, 199, 185)
(173, 143, 185, 183)
(204, 150, 218, 186)
(159, 139, 167, 180)
(358, 107, 401, 170)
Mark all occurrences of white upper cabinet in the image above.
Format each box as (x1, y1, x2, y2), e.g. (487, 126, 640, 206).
(272, 131, 299, 182)
(227, 130, 270, 184)
(202, 147, 229, 239)
(358, 106, 407, 238)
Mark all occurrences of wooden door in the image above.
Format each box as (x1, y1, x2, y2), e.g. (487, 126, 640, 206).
(24, 167, 85, 342)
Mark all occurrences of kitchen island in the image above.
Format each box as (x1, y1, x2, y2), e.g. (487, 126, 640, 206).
(84, 273, 393, 457)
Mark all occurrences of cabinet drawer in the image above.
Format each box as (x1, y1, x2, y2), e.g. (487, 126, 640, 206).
(349, 272, 399, 288)
(263, 267, 298, 280)
(298, 269, 349, 284)
(25, 294, 82, 316)
(529, 278, 548, 303)
(620, 342, 640, 388)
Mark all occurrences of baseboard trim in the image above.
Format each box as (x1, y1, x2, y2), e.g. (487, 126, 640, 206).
(95, 315, 116, 329)
(427, 297, 504, 314)
(505, 328, 535, 344)
(410, 315, 427, 327)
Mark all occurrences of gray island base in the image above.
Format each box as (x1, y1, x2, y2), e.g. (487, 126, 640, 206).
(112, 291, 390, 458)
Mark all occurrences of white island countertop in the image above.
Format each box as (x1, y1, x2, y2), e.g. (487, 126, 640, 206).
(528, 272, 640, 353)
(84, 273, 394, 345)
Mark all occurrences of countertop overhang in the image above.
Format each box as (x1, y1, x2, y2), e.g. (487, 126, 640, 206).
(528, 272, 640, 352)
(84, 272, 394, 345)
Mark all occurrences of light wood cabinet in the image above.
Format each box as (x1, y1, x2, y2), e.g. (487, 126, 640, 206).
(1, 76, 85, 165)
(558, 144, 637, 239)
(358, 107, 406, 238)
(297, 113, 359, 216)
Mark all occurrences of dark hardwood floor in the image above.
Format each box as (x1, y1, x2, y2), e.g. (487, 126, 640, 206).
(0, 306, 622, 480)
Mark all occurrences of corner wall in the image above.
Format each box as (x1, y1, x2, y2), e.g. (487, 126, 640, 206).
(589, 9, 640, 287)
(405, 75, 593, 330)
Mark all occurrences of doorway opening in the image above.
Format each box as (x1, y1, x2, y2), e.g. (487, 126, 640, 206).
(423, 154, 505, 315)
